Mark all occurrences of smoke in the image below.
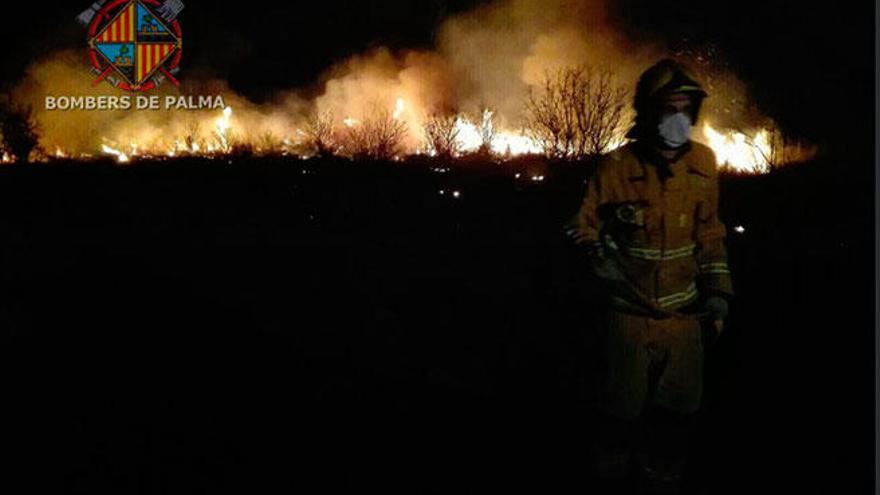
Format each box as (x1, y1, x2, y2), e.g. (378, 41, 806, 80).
(312, 48, 457, 149)
(311, 0, 766, 137)
(309, 0, 661, 130)
(438, 0, 659, 120)
(9, 0, 771, 157)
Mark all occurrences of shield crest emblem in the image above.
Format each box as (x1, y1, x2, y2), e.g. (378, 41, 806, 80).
(88, 0, 182, 90)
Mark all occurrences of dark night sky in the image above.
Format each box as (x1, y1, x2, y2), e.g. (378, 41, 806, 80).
(0, 0, 873, 150)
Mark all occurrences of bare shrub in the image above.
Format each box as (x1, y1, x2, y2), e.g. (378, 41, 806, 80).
(423, 110, 461, 158)
(257, 131, 282, 155)
(524, 66, 628, 160)
(475, 108, 497, 155)
(183, 120, 202, 153)
(340, 103, 408, 160)
(303, 110, 336, 156)
(0, 105, 40, 163)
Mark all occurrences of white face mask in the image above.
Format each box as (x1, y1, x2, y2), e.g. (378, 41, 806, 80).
(657, 112, 692, 148)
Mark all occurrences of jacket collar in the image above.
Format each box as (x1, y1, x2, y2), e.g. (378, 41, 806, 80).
(633, 139, 691, 168)
(628, 140, 711, 181)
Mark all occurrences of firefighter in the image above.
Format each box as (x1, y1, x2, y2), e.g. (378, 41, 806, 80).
(565, 58, 734, 494)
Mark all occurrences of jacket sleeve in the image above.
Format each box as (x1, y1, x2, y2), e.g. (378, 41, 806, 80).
(565, 160, 613, 251)
(694, 167, 734, 300)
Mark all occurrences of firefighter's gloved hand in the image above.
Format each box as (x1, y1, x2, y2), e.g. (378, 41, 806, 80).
(703, 296, 729, 321)
(585, 242, 627, 282)
(701, 296, 729, 347)
(592, 257, 628, 283)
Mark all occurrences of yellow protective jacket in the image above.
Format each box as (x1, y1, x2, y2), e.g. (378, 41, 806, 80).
(567, 140, 734, 314)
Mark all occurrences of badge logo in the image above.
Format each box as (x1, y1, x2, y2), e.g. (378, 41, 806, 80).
(78, 0, 185, 92)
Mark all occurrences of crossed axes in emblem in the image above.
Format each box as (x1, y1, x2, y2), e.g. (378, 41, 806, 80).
(78, 0, 185, 26)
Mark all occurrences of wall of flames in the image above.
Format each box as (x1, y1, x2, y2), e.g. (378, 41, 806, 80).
(87, 101, 815, 175)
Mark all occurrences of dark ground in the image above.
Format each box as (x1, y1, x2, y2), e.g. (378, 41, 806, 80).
(4, 150, 875, 494)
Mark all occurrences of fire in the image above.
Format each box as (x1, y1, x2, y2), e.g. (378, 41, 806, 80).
(699, 122, 815, 173)
(393, 98, 406, 120)
(94, 106, 245, 162)
(492, 132, 543, 156)
(215, 106, 234, 152)
(701, 123, 772, 173)
(453, 116, 486, 153)
(101, 144, 129, 163)
(453, 110, 544, 156)
(171, 139, 201, 155)
(32, 94, 805, 175)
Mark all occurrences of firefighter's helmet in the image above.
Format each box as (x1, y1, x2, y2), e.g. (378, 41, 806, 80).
(634, 58, 708, 112)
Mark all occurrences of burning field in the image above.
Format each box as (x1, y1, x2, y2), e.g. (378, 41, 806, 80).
(4, 0, 815, 174)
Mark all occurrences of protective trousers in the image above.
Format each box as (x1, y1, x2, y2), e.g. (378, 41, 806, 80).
(588, 309, 705, 493)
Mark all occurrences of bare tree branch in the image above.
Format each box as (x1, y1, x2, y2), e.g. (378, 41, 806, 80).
(423, 110, 461, 158)
(304, 110, 336, 157)
(524, 66, 628, 160)
(0, 105, 40, 163)
(340, 102, 409, 160)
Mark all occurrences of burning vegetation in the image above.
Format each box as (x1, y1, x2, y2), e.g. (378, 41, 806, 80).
(1, 0, 815, 173)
